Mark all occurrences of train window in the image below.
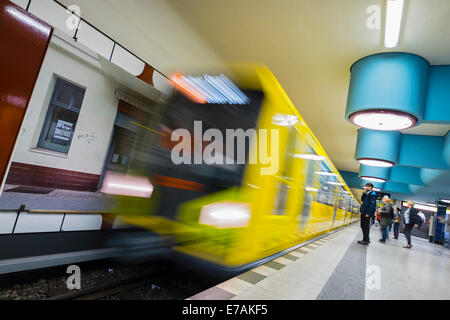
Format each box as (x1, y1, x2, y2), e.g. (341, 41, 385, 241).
(152, 90, 264, 188)
(130, 90, 265, 219)
(272, 126, 298, 215)
(316, 162, 337, 207)
(296, 142, 316, 224)
(272, 182, 290, 215)
(279, 126, 297, 179)
(338, 187, 347, 210)
(38, 77, 86, 154)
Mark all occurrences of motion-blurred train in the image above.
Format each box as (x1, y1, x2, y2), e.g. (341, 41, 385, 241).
(102, 65, 360, 271)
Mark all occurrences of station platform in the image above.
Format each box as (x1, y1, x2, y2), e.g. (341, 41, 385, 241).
(188, 224, 450, 300)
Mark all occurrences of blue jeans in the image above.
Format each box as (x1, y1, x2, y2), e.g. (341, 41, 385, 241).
(393, 223, 400, 239)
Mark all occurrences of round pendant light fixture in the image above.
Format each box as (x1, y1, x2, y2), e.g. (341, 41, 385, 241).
(359, 164, 391, 185)
(360, 176, 387, 183)
(346, 53, 429, 131)
(349, 110, 416, 131)
(355, 129, 401, 168)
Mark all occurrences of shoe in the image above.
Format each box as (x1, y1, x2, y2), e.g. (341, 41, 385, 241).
(379, 239, 386, 243)
(358, 240, 369, 245)
(403, 245, 412, 249)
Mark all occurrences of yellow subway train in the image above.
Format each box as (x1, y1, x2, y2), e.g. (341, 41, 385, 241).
(104, 65, 360, 270)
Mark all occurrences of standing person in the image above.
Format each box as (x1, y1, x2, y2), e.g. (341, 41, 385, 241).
(378, 195, 394, 243)
(358, 183, 377, 245)
(403, 201, 419, 249)
(393, 207, 401, 240)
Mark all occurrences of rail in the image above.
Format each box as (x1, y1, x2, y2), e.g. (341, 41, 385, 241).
(46, 270, 163, 300)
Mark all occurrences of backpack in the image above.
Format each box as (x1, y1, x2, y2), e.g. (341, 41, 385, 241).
(411, 211, 422, 225)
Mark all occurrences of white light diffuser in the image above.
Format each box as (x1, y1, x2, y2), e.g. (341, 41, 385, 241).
(350, 111, 414, 131)
(361, 176, 387, 183)
(358, 159, 394, 168)
(385, 0, 405, 48)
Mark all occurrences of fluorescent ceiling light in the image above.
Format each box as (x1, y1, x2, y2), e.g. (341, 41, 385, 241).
(295, 154, 326, 161)
(358, 159, 394, 168)
(315, 171, 338, 176)
(440, 199, 450, 204)
(305, 187, 318, 192)
(350, 110, 415, 131)
(385, 0, 405, 48)
(414, 203, 437, 212)
(361, 176, 387, 183)
(373, 188, 381, 192)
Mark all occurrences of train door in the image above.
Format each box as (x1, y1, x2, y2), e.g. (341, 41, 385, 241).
(244, 102, 304, 257)
(264, 124, 299, 249)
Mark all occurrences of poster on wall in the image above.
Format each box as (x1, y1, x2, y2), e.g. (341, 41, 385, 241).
(53, 120, 73, 141)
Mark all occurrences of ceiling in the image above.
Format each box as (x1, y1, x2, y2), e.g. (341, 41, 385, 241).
(60, 0, 450, 173)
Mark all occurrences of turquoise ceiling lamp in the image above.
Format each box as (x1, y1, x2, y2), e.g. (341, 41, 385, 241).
(355, 128, 401, 167)
(359, 164, 391, 183)
(346, 52, 429, 131)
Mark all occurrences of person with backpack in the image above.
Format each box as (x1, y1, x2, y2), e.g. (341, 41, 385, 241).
(403, 200, 420, 249)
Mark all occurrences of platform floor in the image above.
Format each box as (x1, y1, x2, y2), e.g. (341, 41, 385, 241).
(0, 184, 113, 211)
(189, 224, 450, 300)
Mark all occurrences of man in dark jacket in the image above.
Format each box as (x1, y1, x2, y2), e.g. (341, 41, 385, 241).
(358, 183, 377, 245)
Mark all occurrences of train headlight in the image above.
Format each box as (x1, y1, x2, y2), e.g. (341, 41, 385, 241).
(199, 201, 251, 229)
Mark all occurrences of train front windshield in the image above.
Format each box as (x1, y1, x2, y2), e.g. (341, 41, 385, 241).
(143, 90, 264, 219)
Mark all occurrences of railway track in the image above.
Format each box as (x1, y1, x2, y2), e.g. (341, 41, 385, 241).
(47, 271, 163, 300)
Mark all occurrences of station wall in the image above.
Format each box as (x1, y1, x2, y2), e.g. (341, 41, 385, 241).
(6, 31, 119, 190)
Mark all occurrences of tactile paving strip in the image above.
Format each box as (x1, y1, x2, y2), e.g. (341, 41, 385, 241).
(316, 234, 367, 300)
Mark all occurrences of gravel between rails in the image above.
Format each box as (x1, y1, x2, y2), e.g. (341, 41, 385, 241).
(0, 259, 222, 300)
